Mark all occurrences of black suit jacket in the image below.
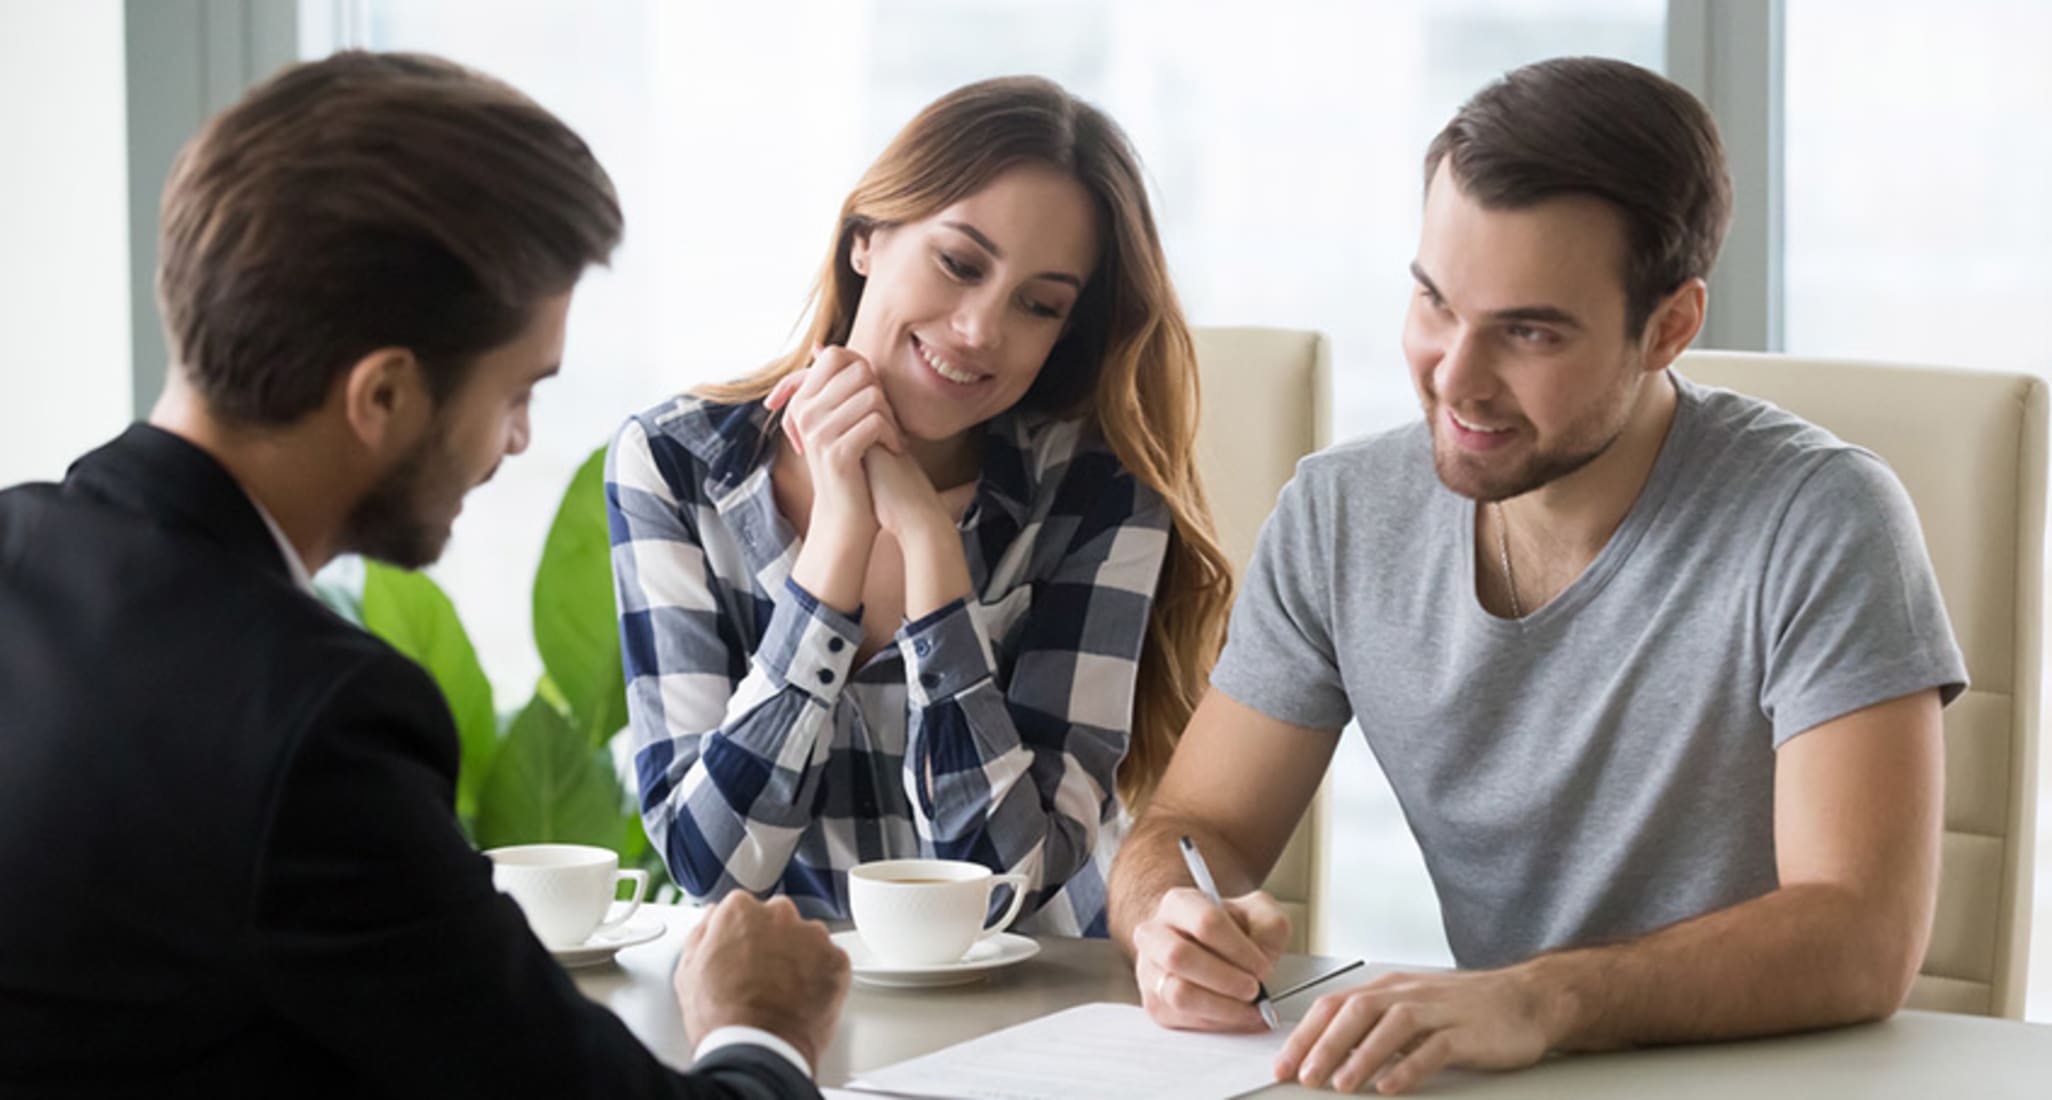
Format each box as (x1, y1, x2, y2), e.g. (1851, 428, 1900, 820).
(0, 425, 817, 1099)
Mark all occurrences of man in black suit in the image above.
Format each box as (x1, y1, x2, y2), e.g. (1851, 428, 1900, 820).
(0, 52, 846, 1098)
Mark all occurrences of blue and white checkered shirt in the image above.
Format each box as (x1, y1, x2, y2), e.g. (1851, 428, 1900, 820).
(606, 395, 1170, 937)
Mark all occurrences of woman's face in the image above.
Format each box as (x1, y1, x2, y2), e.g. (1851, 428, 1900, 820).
(845, 163, 1100, 446)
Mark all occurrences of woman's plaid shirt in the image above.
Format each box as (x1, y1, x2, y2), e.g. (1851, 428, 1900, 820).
(605, 395, 1170, 936)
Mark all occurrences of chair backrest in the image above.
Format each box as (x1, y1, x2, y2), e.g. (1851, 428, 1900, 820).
(1680, 350, 2045, 1018)
(1190, 326, 1331, 952)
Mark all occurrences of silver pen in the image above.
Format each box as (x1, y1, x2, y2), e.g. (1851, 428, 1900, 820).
(1178, 835, 1281, 1029)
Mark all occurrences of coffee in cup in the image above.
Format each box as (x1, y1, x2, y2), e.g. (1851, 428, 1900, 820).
(485, 843, 650, 948)
(847, 858, 1029, 967)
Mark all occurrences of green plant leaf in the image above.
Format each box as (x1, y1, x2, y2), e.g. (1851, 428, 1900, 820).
(473, 696, 625, 850)
(534, 672, 570, 715)
(360, 561, 498, 823)
(534, 445, 629, 749)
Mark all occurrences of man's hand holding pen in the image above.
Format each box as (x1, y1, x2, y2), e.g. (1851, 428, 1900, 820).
(1130, 883, 1292, 1033)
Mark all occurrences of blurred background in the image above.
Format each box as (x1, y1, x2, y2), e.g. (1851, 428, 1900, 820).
(3, 0, 2047, 1018)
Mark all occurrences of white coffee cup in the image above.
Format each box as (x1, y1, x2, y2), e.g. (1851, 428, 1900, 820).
(848, 858, 1029, 967)
(486, 843, 650, 948)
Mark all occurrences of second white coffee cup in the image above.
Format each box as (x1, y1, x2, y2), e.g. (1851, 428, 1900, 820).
(848, 858, 1029, 967)
(486, 843, 649, 948)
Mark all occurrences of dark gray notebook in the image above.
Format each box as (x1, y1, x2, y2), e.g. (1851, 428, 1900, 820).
(1265, 953, 1365, 1004)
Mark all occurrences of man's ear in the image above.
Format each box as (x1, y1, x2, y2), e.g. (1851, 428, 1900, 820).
(339, 348, 433, 458)
(1641, 277, 1708, 374)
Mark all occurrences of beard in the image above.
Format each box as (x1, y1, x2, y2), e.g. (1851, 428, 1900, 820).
(1426, 360, 1644, 503)
(1431, 421, 1621, 503)
(341, 430, 462, 570)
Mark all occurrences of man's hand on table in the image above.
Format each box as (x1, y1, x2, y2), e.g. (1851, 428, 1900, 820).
(1274, 966, 1561, 1095)
(1132, 886, 1292, 1032)
(673, 893, 851, 1072)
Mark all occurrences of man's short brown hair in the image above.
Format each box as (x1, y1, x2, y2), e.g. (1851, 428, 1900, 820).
(157, 51, 622, 425)
(1425, 56, 1733, 337)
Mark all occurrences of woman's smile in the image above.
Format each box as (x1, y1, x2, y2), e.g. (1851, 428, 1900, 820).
(910, 332, 990, 387)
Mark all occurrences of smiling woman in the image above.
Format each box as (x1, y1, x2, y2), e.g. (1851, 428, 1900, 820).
(840, 161, 1098, 453)
(604, 75, 1233, 938)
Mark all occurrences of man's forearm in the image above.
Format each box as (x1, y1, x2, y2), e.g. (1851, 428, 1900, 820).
(1108, 811, 1264, 954)
(1523, 881, 1927, 1052)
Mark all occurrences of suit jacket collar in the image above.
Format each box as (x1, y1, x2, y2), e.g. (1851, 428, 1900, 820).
(65, 423, 294, 586)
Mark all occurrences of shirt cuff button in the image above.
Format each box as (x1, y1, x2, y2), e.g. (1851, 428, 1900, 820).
(828, 637, 846, 653)
(817, 669, 835, 685)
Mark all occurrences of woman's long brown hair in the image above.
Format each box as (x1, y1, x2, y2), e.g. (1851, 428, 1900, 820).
(697, 76, 1232, 811)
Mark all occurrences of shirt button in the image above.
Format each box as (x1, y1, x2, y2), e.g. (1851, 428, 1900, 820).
(817, 669, 835, 685)
(914, 638, 932, 657)
(920, 672, 940, 689)
(828, 637, 845, 653)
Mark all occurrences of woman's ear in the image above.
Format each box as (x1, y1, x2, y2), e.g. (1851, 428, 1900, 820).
(340, 347, 433, 458)
(849, 229, 873, 277)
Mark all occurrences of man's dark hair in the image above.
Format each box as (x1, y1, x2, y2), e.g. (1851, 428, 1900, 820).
(1425, 56, 1733, 337)
(157, 51, 623, 425)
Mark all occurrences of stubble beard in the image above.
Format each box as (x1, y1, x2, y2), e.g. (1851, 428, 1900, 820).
(341, 431, 458, 570)
(1432, 424, 1620, 504)
(1428, 361, 1644, 504)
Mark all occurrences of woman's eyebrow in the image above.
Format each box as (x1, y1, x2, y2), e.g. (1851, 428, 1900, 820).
(942, 220, 1083, 288)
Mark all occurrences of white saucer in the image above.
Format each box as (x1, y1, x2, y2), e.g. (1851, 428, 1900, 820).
(549, 915, 666, 969)
(833, 930, 1041, 988)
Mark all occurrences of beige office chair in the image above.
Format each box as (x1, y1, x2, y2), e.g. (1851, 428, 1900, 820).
(1681, 350, 2045, 1019)
(1190, 326, 1332, 953)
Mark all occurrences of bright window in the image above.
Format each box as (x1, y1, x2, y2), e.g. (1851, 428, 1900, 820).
(1784, 0, 2052, 373)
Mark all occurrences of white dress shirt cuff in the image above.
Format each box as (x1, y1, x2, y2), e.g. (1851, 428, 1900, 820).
(693, 1025, 813, 1079)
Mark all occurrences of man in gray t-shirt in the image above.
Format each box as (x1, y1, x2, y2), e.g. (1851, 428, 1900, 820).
(1111, 58, 1964, 1097)
(1214, 374, 1962, 972)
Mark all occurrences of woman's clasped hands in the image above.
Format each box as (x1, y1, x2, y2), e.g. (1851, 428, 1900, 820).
(766, 344, 950, 542)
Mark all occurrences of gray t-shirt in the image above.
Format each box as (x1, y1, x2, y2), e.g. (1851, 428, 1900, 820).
(1212, 372, 1967, 969)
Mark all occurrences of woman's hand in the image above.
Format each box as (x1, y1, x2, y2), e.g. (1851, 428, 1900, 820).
(768, 346, 904, 612)
(865, 447, 972, 620)
(767, 346, 905, 527)
(861, 446, 949, 543)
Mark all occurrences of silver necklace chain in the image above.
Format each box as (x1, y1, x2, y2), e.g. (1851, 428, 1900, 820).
(1495, 501, 1523, 620)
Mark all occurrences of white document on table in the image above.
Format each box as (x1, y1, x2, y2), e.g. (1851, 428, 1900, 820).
(846, 1002, 1288, 1100)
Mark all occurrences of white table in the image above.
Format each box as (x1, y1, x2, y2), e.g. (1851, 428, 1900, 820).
(574, 904, 2052, 1097)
